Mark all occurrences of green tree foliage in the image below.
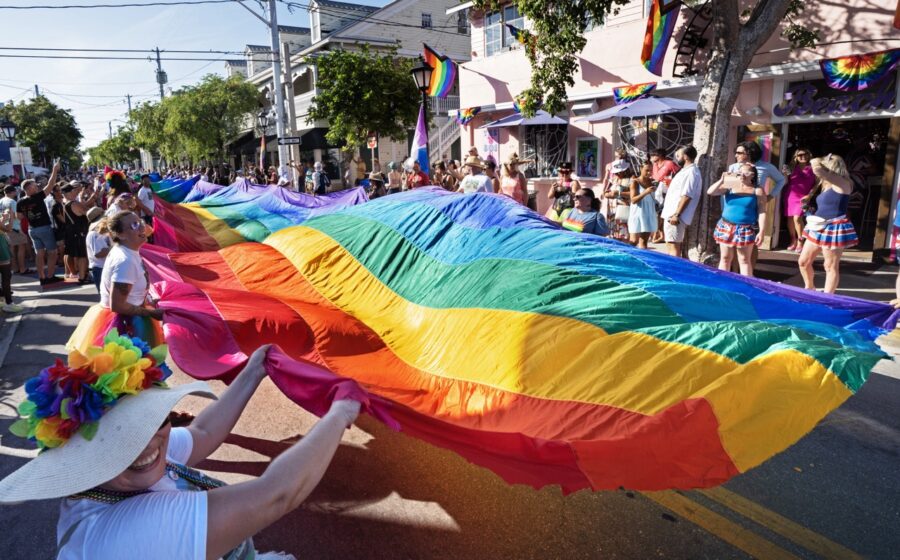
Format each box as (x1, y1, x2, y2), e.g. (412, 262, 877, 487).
(0, 96, 83, 168)
(86, 126, 139, 167)
(471, 0, 817, 117)
(91, 74, 258, 165)
(163, 74, 258, 162)
(307, 46, 423, 148)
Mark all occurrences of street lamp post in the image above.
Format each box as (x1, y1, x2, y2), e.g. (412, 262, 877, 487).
(409, 57, 434, 165)
(1, 118, 19, 179)
(256, 110, 270, 171)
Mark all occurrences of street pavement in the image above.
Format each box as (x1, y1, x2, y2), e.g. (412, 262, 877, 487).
(0, 249, 898, 560)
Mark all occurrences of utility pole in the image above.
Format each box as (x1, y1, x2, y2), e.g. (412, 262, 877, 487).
(235, 0, 288, 172)
(282, 41, 299, 188)
(154, 48, 167, 100)
(108, 122, 113, 139)
(34, 84, 39, 97)
(126, 94, 133, 117)
(267, 0, 288, 174)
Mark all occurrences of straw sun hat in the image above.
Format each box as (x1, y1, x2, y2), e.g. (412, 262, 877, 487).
(464, 155, 484, 169)
(0, 331, 216, 504)
(0, 382, 215, 504)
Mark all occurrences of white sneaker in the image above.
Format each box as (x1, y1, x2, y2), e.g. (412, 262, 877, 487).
(2, 304, 24, 314)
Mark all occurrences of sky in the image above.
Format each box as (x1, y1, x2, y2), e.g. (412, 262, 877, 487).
(0, 0, 385, 150)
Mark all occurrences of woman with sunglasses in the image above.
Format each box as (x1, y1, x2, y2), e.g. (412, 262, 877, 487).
(707, 163, 767, 277)
(560, 188, 608, 236)
(546, 162, 578, 222)
(781, 148, 816, 252)
(68, 211, 163, 353)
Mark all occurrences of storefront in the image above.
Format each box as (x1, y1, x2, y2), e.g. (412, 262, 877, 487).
(771, 73, 899, 259)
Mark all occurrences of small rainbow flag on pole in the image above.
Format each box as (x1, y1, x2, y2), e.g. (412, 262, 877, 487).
(641, 0, 680, 76)
(423, 44, 457, 98)
(819, 49, 900, 92)
(456, 107, 481, 126)
(613, 82, 657, 104)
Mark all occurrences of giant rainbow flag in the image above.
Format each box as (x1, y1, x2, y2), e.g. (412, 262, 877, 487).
(143, 188, 894, 491)
(150, 178, 369, 252)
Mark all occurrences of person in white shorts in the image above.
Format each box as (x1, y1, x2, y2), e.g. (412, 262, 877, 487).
(660, 145, 703, 258)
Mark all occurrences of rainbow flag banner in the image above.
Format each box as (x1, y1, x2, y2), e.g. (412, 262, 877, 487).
(820, 49, 900, 92)
(641, 0, 680, 76)
(613, 82, 658, 104)
(150, 178, 369, 252)
(456, 106, 481, 126)
(423, 44, 457, 98)
(145, 188, 895, 491)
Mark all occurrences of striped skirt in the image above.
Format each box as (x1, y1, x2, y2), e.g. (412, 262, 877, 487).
(67, 304, 164, 354)
(714, 219, 758, 247)
(803, 217, 858, 249)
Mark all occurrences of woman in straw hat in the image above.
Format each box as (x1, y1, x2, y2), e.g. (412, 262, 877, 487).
(67, 211, 162, 355)
(0, 340, 362, 559)
(499, 153, 531, 206)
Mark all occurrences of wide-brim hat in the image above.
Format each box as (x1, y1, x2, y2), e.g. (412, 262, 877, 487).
(0, 381, 215, 503)
(368, 172, 384, 183)
(610, 159, 631, 174)
(464, 155, 484, 169)
(86, 207, 104, 223)
(505, 153, 533, 166)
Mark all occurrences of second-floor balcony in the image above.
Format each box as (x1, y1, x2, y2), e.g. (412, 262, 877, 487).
(429, 95, 459, 116)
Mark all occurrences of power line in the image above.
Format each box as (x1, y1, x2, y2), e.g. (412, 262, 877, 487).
(0, 1, 234, 9)
(0, 46, 270, 55)
(0, 54, 237, 61)
(281, 1, 467, 37)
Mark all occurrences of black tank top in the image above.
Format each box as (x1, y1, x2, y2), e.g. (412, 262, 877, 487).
(63, 202, 90, 235)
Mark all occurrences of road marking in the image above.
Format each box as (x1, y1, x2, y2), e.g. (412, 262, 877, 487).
(642, 491, 800, 560)
(698, 487, 865, 560)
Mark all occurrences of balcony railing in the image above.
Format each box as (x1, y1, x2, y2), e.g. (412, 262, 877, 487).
(429, 95, 460, 116)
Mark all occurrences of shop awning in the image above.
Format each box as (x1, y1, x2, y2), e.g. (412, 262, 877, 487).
(478, 110, 568, 129)
(577, 96, 697, 122)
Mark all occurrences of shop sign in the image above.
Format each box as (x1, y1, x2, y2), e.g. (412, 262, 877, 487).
(774, 76, 896, 118)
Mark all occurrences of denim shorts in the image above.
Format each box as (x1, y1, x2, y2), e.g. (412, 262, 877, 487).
(28, 225, 57, 252)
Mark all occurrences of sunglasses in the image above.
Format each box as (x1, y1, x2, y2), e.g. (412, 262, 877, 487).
(796, 153, 809, 158)
(575, 194, 590, 198)
(735, 150, 746, 155)
(740, 171, 756, 177)
(129, 221, 144, 231)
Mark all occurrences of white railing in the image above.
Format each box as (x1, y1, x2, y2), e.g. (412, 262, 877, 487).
(429, 117, 460, 161)
(429, 95, 460, 116)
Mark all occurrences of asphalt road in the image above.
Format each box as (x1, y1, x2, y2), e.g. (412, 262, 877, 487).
(0, 255, 898, 560)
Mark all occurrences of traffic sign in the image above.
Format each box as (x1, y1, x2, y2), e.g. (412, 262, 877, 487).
(278, 137, 302, 145)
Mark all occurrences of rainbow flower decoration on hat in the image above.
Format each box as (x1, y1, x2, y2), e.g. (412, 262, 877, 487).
(9, 330, 171, 450)
(103, 165, 126, 184)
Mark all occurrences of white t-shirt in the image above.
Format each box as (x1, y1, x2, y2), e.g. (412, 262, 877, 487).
(458, 173, 493, 194)
(661, 164, 703, 225)
(137, 186, 155, 216)
(0, 197, 19, 230)
(57, 428, 207, 560)
(100, 245, 149, 308)
(86, 229, 111, 268)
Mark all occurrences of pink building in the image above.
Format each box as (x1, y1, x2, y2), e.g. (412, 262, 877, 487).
(449, 1, 900, 258)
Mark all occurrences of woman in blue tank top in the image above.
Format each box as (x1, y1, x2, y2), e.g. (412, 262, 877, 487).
(798, 154, 856, 294)
(707, 163, 767, 277)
